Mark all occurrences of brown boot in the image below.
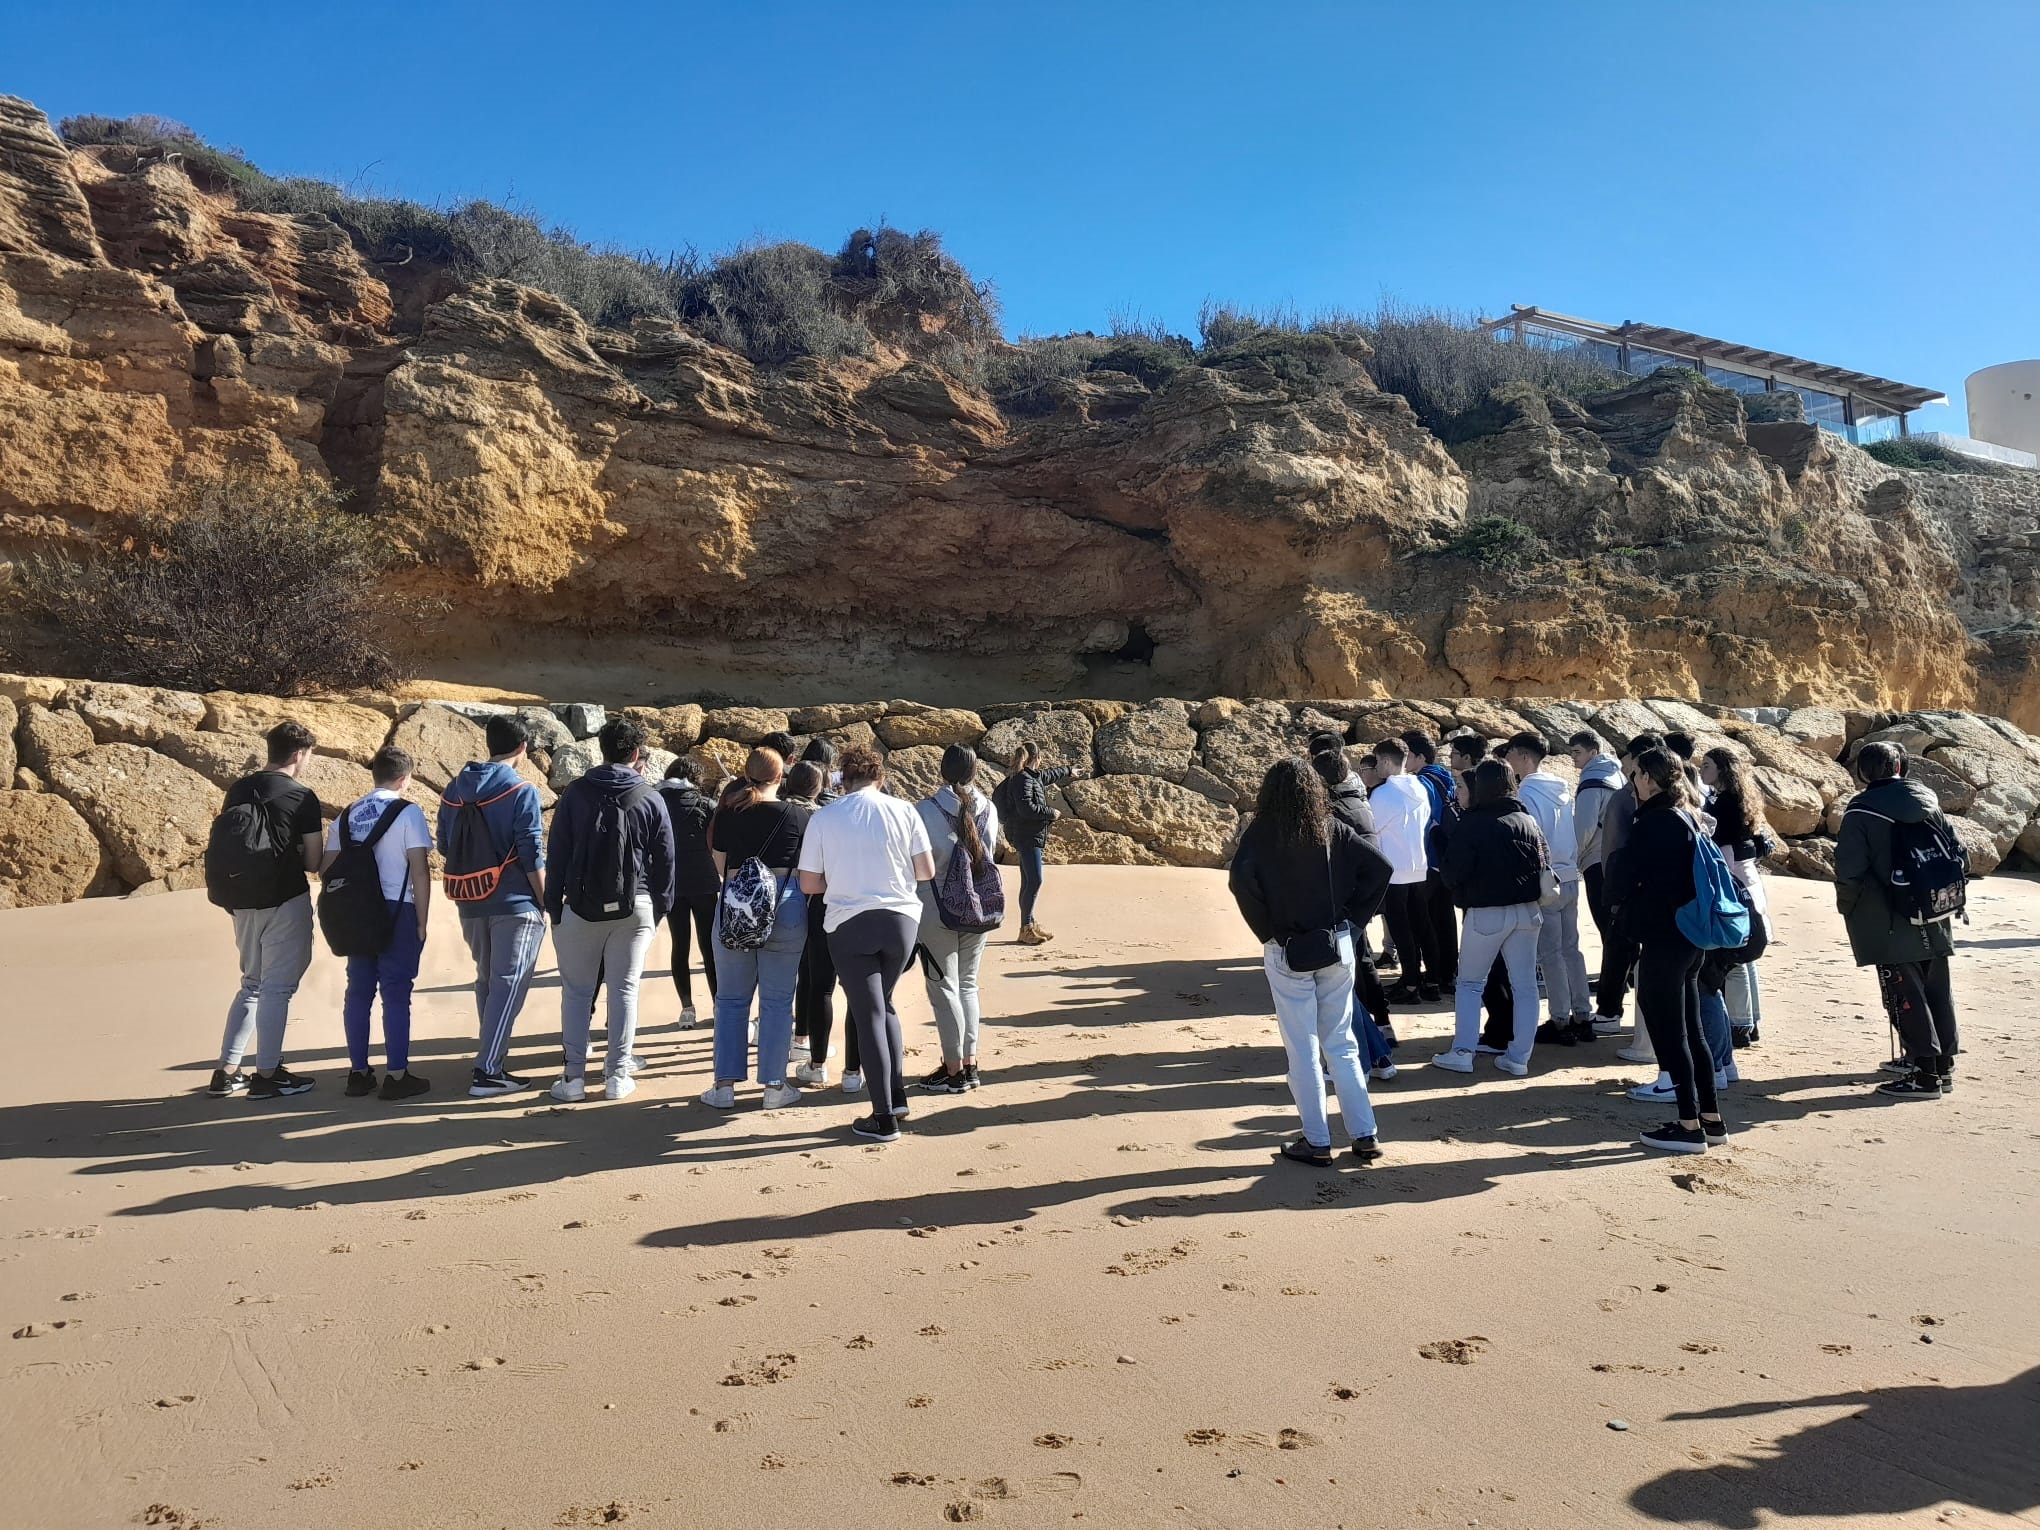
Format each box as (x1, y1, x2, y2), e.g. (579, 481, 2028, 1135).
(1017, 923, 1046, 946)
(1031, 924, 1055, 944)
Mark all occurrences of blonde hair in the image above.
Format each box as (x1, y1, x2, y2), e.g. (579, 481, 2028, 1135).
(724, 747, 785, 812)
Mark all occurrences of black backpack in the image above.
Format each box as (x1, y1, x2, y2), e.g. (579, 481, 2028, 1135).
(567, 782, 656, 922)
(204, 787, 296, 911)
(317, 799, 410, 957)
(1887, 814, 1969, 926)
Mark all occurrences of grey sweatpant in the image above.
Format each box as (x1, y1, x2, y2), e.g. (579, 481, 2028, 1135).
(917, 921, 988, 1065)
(462, 910, 547, 1076)
(219, 893, 315, 1073)
(554, 898, 656, 1080)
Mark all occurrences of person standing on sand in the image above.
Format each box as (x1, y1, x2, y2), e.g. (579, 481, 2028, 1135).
(1503, 731, 1595, 1046)
(1600, 731, 1663, 1065)
(545, 718, 675, 1104)
(792, 739, 851, 1089)
(799, 746, 935, 1143)
(1569, 730, 1624, 1035)
(1229, 758, 1391, 1167)
(1310, 742, 1397, 1078)
(656, 757, 721, 1029)
(1433, 759, 1547, 1079)
(1369, 738, 1440, 1003)
(914, 745, 1002, 1095)
(992, 743, 1082, 946)
(1701, 746, 1773, 1052)
(1835, 742, 1965, 1101)
(1402, 731, 1463, 991)
(438, 715, 548, 1098)
(322, 745, 434, 1102)
(206, 721, 327, 1100)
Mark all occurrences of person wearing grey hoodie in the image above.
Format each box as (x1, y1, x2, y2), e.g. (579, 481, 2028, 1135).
(913, 746, 1002, 1094)
(1506, 732, 1593, 1043)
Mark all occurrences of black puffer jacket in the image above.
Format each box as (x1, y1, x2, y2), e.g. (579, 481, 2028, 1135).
(1440, 795, 1545, 909)
(1607, 792, 1699, 947)
(992, 767, 1075, 851)
(1325, 774, 1379, 845)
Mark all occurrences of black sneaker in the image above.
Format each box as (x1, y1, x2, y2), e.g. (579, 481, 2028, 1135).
(1701, 1118, 1730, 1147)
(1383, 984, 1421, 1005)
(1876, 1070, 1944, 1101)
(962, 1063, 981, 1090)
(917, 1065, 969, 1094)
(1565, 1019, 1599, 1044)
(1730, 1024, 1757, 1050)
(206, 1068, 247, 1099)
(1418, 984, 1441, 1003)
(247, 1067, 315, 1100)
(852, 1113, 901, 1143)
(1351, 1135, 1383, 1163)
(468, 1070, 532, 1098)
(380, 1071, 431, 1102)
(344, 1069, 378, 1097)
(1535, 1021, 1576, 1048)
(1280, 1137, 1333, 1167)
(1639, 1121, 1707, 1154)
(1937, 1066, 1954, 1095)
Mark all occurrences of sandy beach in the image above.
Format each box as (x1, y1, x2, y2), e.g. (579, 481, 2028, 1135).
(1, 867, 2036, 1529)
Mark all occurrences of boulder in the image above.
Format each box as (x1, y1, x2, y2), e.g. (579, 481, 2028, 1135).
(1780, 706, 1848, 757)
(388, 704, 490, 793)
(1890, 754, 1975, 816)
(0, 791, 109, 908)
(819, 720, 880, 754)
(45, 744, 220, 887)
(1043, 816, 1166, 867)
(1447, 700, 1536, 742)
(789, 702, 885, 732)
(686, 738, 748, 786)
(1065, 775, 1238, 868)
(1094, 700, 1197, 781)
(61, 682, 207, 746)
(2016, 814, 2040, 865)
(17, 704, 95, 773)
(295, 754, 376, 816)
(1349, 703, 1444, 748)
(978, 708, 1095, 773)
(1514, 700, 1600, 753)
(1588, 700, 1666, 752)
(0, 696, 14, 783)
(124, 863, 210, 898)
(1195, 702, 1305, 801)
(1194, 698, 1246, 729)
(548, 702, 608, 739)
(156, 729, 265, 789)
(548, 740, 600, 790)
(1643, 698, 1718, 737)
(514, 752, 558, 808)
(883, 744, 1000, 803)
(13, 768, 40, 791)
(202, 693, 392, 764)
(513, 706, 575, 754)
(701, 707, 790, 745)
(1736, 729, 1857, 805)
(619, 704, 705, 752)
(641, 747, 678, 784)
(1962, 782, 2040, 859)
(1180, 763, 1241, 806)
(430, 700, 515, 721)
(0, 674, 66, 706)
(874, 708, 984, 750)
(1948, 813, 2002, 876)
(1783, 839, 1838, 881)
(1928, 744, 2040, 798)
(1749, 767, 1825, 838)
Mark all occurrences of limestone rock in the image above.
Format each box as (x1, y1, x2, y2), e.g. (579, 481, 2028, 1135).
(12, 768, 40, 791)
(388, 705, 489, 793)
(619, 704, 704, 752)
(431, 700, 515, 721)
(1095, 700, 1197, 781)
(1044, 816, 1166, 867)
(0, 675, 66, 707)
(1963, 783, 2039, 859)
(687, 738, 748, 785)
(1181, 764, 1241, 806)
(641, 747, 677, 784)
(1446, 700, 1535, 742)
(0, 791, 109, 908)
(2016, 814, 2040, 865)
(155, 730, 265, 789)
(1646, 698, 1719, 737)
(1783, 839, 1838, 881)
(874, 708, 985, 750)
(1589, 701, 1667, 751)
(548, 702, 607, 739)
(295, 755, 376, 817)
(1891, 754, 1975, 816)
(17, 704, 95, 773)
(1749, 767, 1825, 838)
(817, 720, 879, 754)
(1349, 704, 1443, 748)
(45, 744, 219, 887)
(1065, 775, 1237, 868)
(701, 707, 791, 746)
(1195, 703, 1306, 801)
(1735, 729, 1857, 807)
(1780, 706, 1848, 757)
(202, 693, 392, 765)
(883, 744, 999, 803)
(1194, 698, 1246, 729)
(1927, 744, 2040, 799)
(1948, 813, 2002, 876)
(790, 702, 885, 732)
(0, 696, 14, 784)
(548, 741, 600, 790)
(513, 706, 575, 754)
(1514, 700, 1599, 752)
(61, 683, 206, 747)
(978, 708, 1095, 773)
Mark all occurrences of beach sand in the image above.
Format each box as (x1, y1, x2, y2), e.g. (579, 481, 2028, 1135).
(1, 869, 2035, 1529)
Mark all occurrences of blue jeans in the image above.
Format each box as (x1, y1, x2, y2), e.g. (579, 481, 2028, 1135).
(1697, 985, 1736, 1073)
(712, 876, 807, 1085)
(344, 898, 423, 1072)
(1018, 847, 1045, 926)
(1453, 902, 1542, 1065)
(1263, 926, 1375, 1147)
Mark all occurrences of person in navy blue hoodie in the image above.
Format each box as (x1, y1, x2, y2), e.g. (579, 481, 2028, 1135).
(438, 714, 549, 1097)
(1403, 731, 1462, 988)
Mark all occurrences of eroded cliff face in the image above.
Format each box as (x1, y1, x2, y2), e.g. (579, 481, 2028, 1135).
(4, 96, 2037, 719)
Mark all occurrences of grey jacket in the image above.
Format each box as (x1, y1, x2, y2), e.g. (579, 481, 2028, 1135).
(1833, 776, 1958, 968)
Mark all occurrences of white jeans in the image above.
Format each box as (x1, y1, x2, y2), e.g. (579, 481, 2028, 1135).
(1537, 879, 1592, 1022)
(1263, 927, 1375, 1147)
(1454, 902, 1543, 1065)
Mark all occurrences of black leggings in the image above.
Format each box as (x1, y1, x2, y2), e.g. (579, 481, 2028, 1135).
(1383, 883, 1446, 989)
(668, 894, 718, 1008)
(1636, 938, 1717, 1121)
(1478, 956, 1514, 1049)
(1589, 866, 1635, 1019)
(1423, 870, 1459, 982)
(826, 909, 916, 1121)
(1878, 958, 1958, 1067)
(799, 894, 856, 1071)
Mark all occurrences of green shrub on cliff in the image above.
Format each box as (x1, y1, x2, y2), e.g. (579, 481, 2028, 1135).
(1446, 514, 1548, 568)
(1862, 437, 2015, 477)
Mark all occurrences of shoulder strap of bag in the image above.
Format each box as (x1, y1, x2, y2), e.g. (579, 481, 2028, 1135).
(360, 796, 410, 850)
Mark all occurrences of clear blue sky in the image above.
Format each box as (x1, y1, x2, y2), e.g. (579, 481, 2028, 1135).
(10, 0, 2037, 431)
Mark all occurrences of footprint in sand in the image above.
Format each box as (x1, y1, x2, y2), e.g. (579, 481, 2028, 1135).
(1035, 1433, 1072, 1449)
(1417, 1337, 1490, 1364)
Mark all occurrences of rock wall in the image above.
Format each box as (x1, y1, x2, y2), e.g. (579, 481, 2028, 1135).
(4, 96, 2040, 718)
(5, 671, 2038, 911)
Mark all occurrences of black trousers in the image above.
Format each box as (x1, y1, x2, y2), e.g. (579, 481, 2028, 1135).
(1588, 867, 1635, 1019)
(1478, 956, 1514, 1049)
(668, 893, 718, 1008)
(799, 893, 856, 1071)
(1383, 882, 1447, 989)
(1636, 938, 1717, 1122)
(1423, 869, 1459, 982)
(826, 909, 916, 1121)
(1354, 953, 1391, 1029)
(1877, 958, 1959, 1067)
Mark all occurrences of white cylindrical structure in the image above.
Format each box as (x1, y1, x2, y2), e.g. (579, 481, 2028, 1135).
(1966, 361, 2040, 456)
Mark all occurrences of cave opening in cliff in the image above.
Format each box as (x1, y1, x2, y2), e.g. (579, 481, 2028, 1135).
(1084, 620, 1157, 671)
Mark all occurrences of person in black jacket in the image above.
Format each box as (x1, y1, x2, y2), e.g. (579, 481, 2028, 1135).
(1607, 748, 1726, 1154)
(791, 738, 848, 1085)
(1311, 745, 1395, 1076)
(657, 757, 721, 1027)
(1434, 760, 1547, 1078)
(992, 743, 1083, 946)
(1230, 758, 1393, 1167)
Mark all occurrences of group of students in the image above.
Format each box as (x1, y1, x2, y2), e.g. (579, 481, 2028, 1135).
(1232, 722, 1969, 1164)
(199, 714, 1079, 1146)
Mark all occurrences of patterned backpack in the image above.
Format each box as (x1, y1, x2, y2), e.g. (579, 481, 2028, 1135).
(716, 855, 778, 951)
(935, 813, 1006, 934)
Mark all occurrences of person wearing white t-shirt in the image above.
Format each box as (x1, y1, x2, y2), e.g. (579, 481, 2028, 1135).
(1369, 737, 1440, 1002)
(797, 746, 935, 1143)
(320, 745, 434, 1101)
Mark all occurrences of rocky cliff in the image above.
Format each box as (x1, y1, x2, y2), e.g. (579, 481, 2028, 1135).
(4, 95, 2039, 718)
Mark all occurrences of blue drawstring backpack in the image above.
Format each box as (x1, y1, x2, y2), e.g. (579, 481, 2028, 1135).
(1675, 810, 1752, 951)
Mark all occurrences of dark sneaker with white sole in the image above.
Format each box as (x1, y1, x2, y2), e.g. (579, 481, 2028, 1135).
(380, 1072, 431, 1102)
(206, 1069, 247, 1099)
(468, 1070, 532, 1098)
(1876, 1070, 1944, 1101)
(247, 1067, 315, 1099)
(917, 1065, 969, 1094)
(851, 1113, 901, 1144)
(1701, 1118, 1730, 1147)
(962, 1063, 981, 1090)
(1351, 1135, 1383, 1163)
(344, 1069, 378, 1097)
(1280, 1137, 1333, 1167)
(1639, 1121, 1707, 1154)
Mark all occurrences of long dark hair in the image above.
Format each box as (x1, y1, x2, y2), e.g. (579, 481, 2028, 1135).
(940, 744, 989, 870)
(1471, 758, 1515, 807)
(1634, 747, 1695, 808)
(1704, 746, 1766, 840)
(1255, 757, 1330, 848)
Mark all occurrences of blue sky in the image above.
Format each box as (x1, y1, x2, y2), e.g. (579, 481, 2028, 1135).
(10, 0, 2037, 432)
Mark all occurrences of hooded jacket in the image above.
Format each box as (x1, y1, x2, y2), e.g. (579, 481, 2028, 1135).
(1370, 773, 1432, 885)
(1415, 762, 1458, 868)
(656, 778, 720, 899)
(544, 763, 677, 926)
(438, 758, 546, 919)
(1229, 817, 1393, 946)
(1515, 769, 1579, 882)
(1572, 753, 1623, 870)
(1440, 795, 1546, 909)
(1325, 774, 1379, 845)
(1606, 792, 1698, 947)
(1833, 776, 1958, 968)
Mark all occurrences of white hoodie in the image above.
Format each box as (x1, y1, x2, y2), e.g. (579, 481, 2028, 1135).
(1516, 769, 1580, 883)
(1371, 774, 1432, 885)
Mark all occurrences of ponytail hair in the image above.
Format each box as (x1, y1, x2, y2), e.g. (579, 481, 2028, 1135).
(941, 745, 988, 870)
(725, 747, 785, 812)
(1634, 747, 1694, 808)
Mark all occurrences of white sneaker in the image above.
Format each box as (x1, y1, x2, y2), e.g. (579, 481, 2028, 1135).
(1370, 1061, 1399, 1082)
(605, 1073, 636, 1102)
(1720, 1062, 1741, 1085)
(1627, 1073, 1677, 1104)
(761, 1083, 802, 1109)
(793, 1061, 828, 1088)
(1493, 1055, 1529, 1077)
(619, 1054, 645, 1076)
(1473, 1042, 1506, 1055)
(748, 1020, 758, 1046)
(679, 1006, 699, 1029)
(549, 1076, 587, 1103)
(1616, 1044, 1657, 1065)
(1712, 1067, 1732, 1090)
(1431, 1049, 1476, 1074)
(699, 1084, 736, 1110)
(1592, 1017, 1624, 1036)
(841, 1070, 864, 1094)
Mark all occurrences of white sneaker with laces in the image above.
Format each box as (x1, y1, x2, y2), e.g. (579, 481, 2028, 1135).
(1627, 1073, 1677, 1104)
(840, 1070, 864, 1094)
(605, 1073, 636, 1102)
(549, 1076, 586, 1103)
(761, 1083, 802, 1109)
(748, 1020, 758, 1046)
(1493, 1055, 1529, 1077)
(1592, 1017, 1625, 1036)
(793, 1061, 828, 1088)
(619, 1053, 645, 1076)
(1616, 1044, 1657, 1065)
(699, 1084, 736, 1109)
(679, 1006, 699, 1029)
(1432, 1048, 1476, 1074)
(1370, 1061, 1399, 1082)
(1474, 1042, 1506, 1055)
